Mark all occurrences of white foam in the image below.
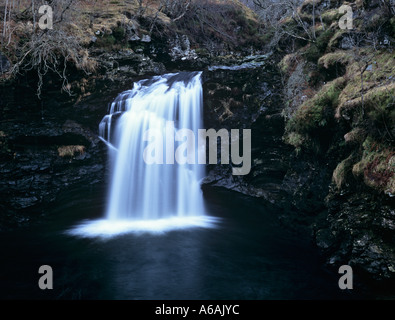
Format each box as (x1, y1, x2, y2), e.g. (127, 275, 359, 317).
(66, 216, 220, 239)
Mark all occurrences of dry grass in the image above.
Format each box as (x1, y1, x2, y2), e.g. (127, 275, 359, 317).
(58, 145, 85, 158)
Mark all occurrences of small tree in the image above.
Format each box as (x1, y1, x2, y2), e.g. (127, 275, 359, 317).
(252, 0, 321, 49)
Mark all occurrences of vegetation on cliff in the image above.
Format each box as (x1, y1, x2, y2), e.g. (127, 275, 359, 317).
(262, 0, 395, 284)
(271, 0, 395, 197)
(0, 0, 263, 97)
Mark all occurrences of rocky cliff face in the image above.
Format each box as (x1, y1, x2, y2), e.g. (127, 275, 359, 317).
(255, 0, 395, 288)
(0, 35, 393, 292)
(0, 52, 289, 229)
(201, 54, 291, 204)
(0, 39, 191, 232)
(0, 82, 107, 230)
(316, 189, 395, 283)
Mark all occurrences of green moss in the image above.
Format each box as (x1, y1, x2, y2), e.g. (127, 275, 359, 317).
(95, 35, 116, 48)
(112, 26, 125, 41)
(284, 132, 305, 153)
(333, 155, 355, 189)
(352, 161, 365, 179)
(287, 77, 346, 134)
(278, 53, 298, 74)
(365, 13, 387, 32)
(304, 44, 321, 63)
(362, 52, 395, 83)
(390, 17, 395, 35)
(327, 30, 346, 50)
(316, 29, 334, 52)
(336, 50, 395, 122)
(353, 138, 395, 194)
(318, 51, 353, 69)
(321, 9, 341, 25)
(195, 47, 210, 57)
(365, 84, 395, 123)
(337, 82, 395, 126)
(344, 127, 366, 144)
(303, 29, 335, 63)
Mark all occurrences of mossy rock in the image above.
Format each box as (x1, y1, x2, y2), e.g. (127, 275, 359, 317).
(318, 50, 352, 80)
(344, 127, 367, 144)
(318, 51, 353, 69)
(303, 29, 336, 63)
(283, 132, 306, 153)
(353, 137, 395, 195)
(335, 49, 395, 123)
(333, 154, 356, 189)
(327, 30, 346, 50)
(352, 161, 365, 179)
(304, 44, 322, 63)
(336, 82, 395, 126)
(287, 77, 346, 134)
(321, 9, 342, 25)
(94, 35, 116, 48)
(279, 53, 299, 75)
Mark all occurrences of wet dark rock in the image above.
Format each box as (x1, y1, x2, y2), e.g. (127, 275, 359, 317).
(12, 196, 39, 209)
(314, 189, 395, 283)
(93, 50, 167, 88)
(315, 228, 336, 251)
(168, 34, 197, 62)
(0, 52, 10, 74)
(202, 55, 290, 205)
(0, 81, 108, 230)
(281, 154, 331, 214)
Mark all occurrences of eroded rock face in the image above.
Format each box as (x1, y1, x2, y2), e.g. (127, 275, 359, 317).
(0, 84, 108, 230)
(92, 49, 167, 86)
(201, 55, 291, 204)
(314, 188, 395, 284)
(0, 52, 291, 230)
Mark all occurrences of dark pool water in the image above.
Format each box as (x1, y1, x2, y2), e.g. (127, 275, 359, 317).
(0, 187, 361, 300)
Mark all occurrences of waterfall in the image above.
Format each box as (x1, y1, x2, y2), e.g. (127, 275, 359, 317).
(68, 72, 217, 237)
(101, 72, 205, 220)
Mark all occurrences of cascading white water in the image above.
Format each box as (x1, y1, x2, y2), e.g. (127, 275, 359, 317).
(100, 72, 205, 220)
(68, 72, 217, 238)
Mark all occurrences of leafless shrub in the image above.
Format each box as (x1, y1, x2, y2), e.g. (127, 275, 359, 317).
(11, 29, 97, 97)
(252, 0, 324, 50)
(1, 0, 97, 97)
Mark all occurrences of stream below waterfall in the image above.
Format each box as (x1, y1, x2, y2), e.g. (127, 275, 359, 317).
(0, 186, 363, 300)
